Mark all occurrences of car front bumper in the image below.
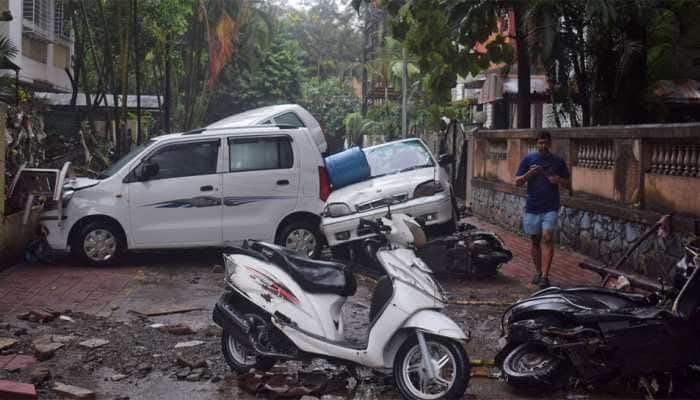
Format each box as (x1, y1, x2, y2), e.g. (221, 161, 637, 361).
(321, 191, 452, 247)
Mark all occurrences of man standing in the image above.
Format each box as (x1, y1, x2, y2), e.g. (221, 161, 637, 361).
(514, 131, 569, 288)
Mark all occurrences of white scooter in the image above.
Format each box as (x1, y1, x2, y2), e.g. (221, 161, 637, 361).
(213, 210, 471, 400)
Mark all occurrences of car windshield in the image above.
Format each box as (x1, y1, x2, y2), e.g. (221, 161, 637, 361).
(364, 140, 435, 178)
(98, 140, 155, 179)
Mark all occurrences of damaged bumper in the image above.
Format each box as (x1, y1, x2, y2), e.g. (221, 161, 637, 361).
(321, 191, 452, 247)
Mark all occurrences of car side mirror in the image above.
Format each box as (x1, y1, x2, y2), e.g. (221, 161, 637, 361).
(438, 153, 454, 167)
(137, 162, 159, 181)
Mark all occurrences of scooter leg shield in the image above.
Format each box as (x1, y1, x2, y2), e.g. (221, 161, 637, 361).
(402, 310, 469, 340)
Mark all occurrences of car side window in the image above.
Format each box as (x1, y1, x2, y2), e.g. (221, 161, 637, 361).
(273, 112, 305, 127)
(147, 140, 219, 180)
(228, 136, 293, 172)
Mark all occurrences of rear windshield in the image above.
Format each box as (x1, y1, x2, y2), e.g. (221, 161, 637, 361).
(364, 140, 434, 178)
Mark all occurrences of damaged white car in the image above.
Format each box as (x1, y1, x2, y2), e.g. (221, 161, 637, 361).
(321, 138, 457, 253)
(12, 105, 331, 266)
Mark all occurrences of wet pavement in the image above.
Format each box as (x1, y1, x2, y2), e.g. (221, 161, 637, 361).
(0, 220, 634, 400)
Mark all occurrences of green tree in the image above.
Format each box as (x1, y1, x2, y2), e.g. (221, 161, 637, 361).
(300, 77, 360, 153)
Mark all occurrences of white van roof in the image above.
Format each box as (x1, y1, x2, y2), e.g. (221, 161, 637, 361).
(207, 104, 327, 153)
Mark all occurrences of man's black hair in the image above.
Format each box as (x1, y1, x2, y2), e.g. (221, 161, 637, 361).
(537, 131, 552, 141)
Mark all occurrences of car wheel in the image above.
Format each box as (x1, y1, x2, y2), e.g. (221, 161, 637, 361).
(276, 220, 323, 259)
(72, 220, 124, 266)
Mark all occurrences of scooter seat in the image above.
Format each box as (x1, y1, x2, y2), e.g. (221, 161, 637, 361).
(251, 242, 357, 297)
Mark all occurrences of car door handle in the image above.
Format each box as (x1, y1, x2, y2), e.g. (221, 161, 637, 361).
(276, 180, 289, 186)
(200, 185, 214, 192)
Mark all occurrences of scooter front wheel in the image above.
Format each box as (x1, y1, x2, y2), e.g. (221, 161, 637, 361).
(501, 342, 563, 388)
(394, 334, 470, 400)
(221, 331, 275, 373)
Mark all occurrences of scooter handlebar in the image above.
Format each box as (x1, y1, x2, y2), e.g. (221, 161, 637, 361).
(358, 218, 391, 233)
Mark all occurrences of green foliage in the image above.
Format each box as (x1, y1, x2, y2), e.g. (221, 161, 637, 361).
(378, 0, 512, 105)
(205, 28, 306, 122)
(284, 0, 362, 79)
(300, 78, 360, 139)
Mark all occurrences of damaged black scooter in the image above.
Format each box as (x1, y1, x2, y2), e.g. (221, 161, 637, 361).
(496, 215, 700, 396)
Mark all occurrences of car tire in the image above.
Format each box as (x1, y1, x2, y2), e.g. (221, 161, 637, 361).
(72, 220, 124, 266)
(276, 220, 323, 259)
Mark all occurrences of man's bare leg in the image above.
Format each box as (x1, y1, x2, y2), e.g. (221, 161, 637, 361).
(531, 234, 542, 283)
(541, 230, 555, 283)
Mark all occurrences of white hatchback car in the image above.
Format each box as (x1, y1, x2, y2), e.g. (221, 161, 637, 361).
(19, 105, 331, 266)
(321, 138, 456, 251)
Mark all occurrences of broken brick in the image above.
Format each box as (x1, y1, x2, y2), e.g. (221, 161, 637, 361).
(52, 382, 96, 399)
(0, 379, 37, 399)
(4, 355, 37, 372)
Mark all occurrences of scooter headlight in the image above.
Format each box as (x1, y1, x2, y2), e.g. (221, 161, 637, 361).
(224, 256, 238, 281)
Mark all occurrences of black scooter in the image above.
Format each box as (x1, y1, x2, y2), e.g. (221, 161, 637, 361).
(495, 215, 700, 396)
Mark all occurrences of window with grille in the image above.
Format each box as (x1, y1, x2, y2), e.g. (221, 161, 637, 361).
(23, 0, 52, 40)
(54, 0, 71, 41)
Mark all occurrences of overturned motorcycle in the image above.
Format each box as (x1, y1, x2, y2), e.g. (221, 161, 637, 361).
(495, 215, 700, 396)
(213, 212, 471, 400)
(417, 222, 512, 278)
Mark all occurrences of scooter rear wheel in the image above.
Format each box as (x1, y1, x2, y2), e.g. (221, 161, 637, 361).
(394, 334, 469, 400)
(221, 331, 275, 374)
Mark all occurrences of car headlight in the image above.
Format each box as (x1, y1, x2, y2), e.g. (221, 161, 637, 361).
(324, 202, 353, 218)
(413, 180, 445, 198)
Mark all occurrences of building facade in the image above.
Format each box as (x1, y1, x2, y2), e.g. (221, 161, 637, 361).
(0, 0, 73, 93)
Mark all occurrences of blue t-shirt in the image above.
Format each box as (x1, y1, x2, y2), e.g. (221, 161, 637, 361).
(516, 152, 570, 214)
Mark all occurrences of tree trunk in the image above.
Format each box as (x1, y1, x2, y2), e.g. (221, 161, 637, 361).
(119, 0, 130, 151)
(164, 33, 172, 133)
(514, 2, 531, 129)
(97, 0, 121, 156)
(132, 0, 142, 144)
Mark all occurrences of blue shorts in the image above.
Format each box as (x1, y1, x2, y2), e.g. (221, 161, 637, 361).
(523, 211, 558, 235)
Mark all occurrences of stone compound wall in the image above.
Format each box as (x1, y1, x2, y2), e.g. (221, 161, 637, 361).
(472, 186, 688, 279)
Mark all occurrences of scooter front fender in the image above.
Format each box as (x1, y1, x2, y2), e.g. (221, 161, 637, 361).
(402, 309, 469, 341)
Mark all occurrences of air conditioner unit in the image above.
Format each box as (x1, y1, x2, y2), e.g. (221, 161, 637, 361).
(22, 0, 53, 42)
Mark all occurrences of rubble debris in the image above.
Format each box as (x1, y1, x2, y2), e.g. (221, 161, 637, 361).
(78, 339, 110, 349)
(212, 264, 224, 273)
(174, 340, 205, 349)
(0, 379, 37, 399)
(176, 354, 208, 369)
(51, 335, 78, 344)
(14, 328, 28, 336)
(17, 308, 59, 323)
(59, 315, 76, 323)
(29, 366, 51, 383)
(157, 324, 195, 336)
(470, 366, 492, 378)
(202, 325, 222, 337)
(136, 362, 153, 374)
(129, 306, 203, 317)
(3, 355, 37, 372)
(470, 359, 496, 366)
(0, 337, 18, 351)
(52, 382, 96, 399)
(33, 342, 64, 361)
(110, 374, 128, 382)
